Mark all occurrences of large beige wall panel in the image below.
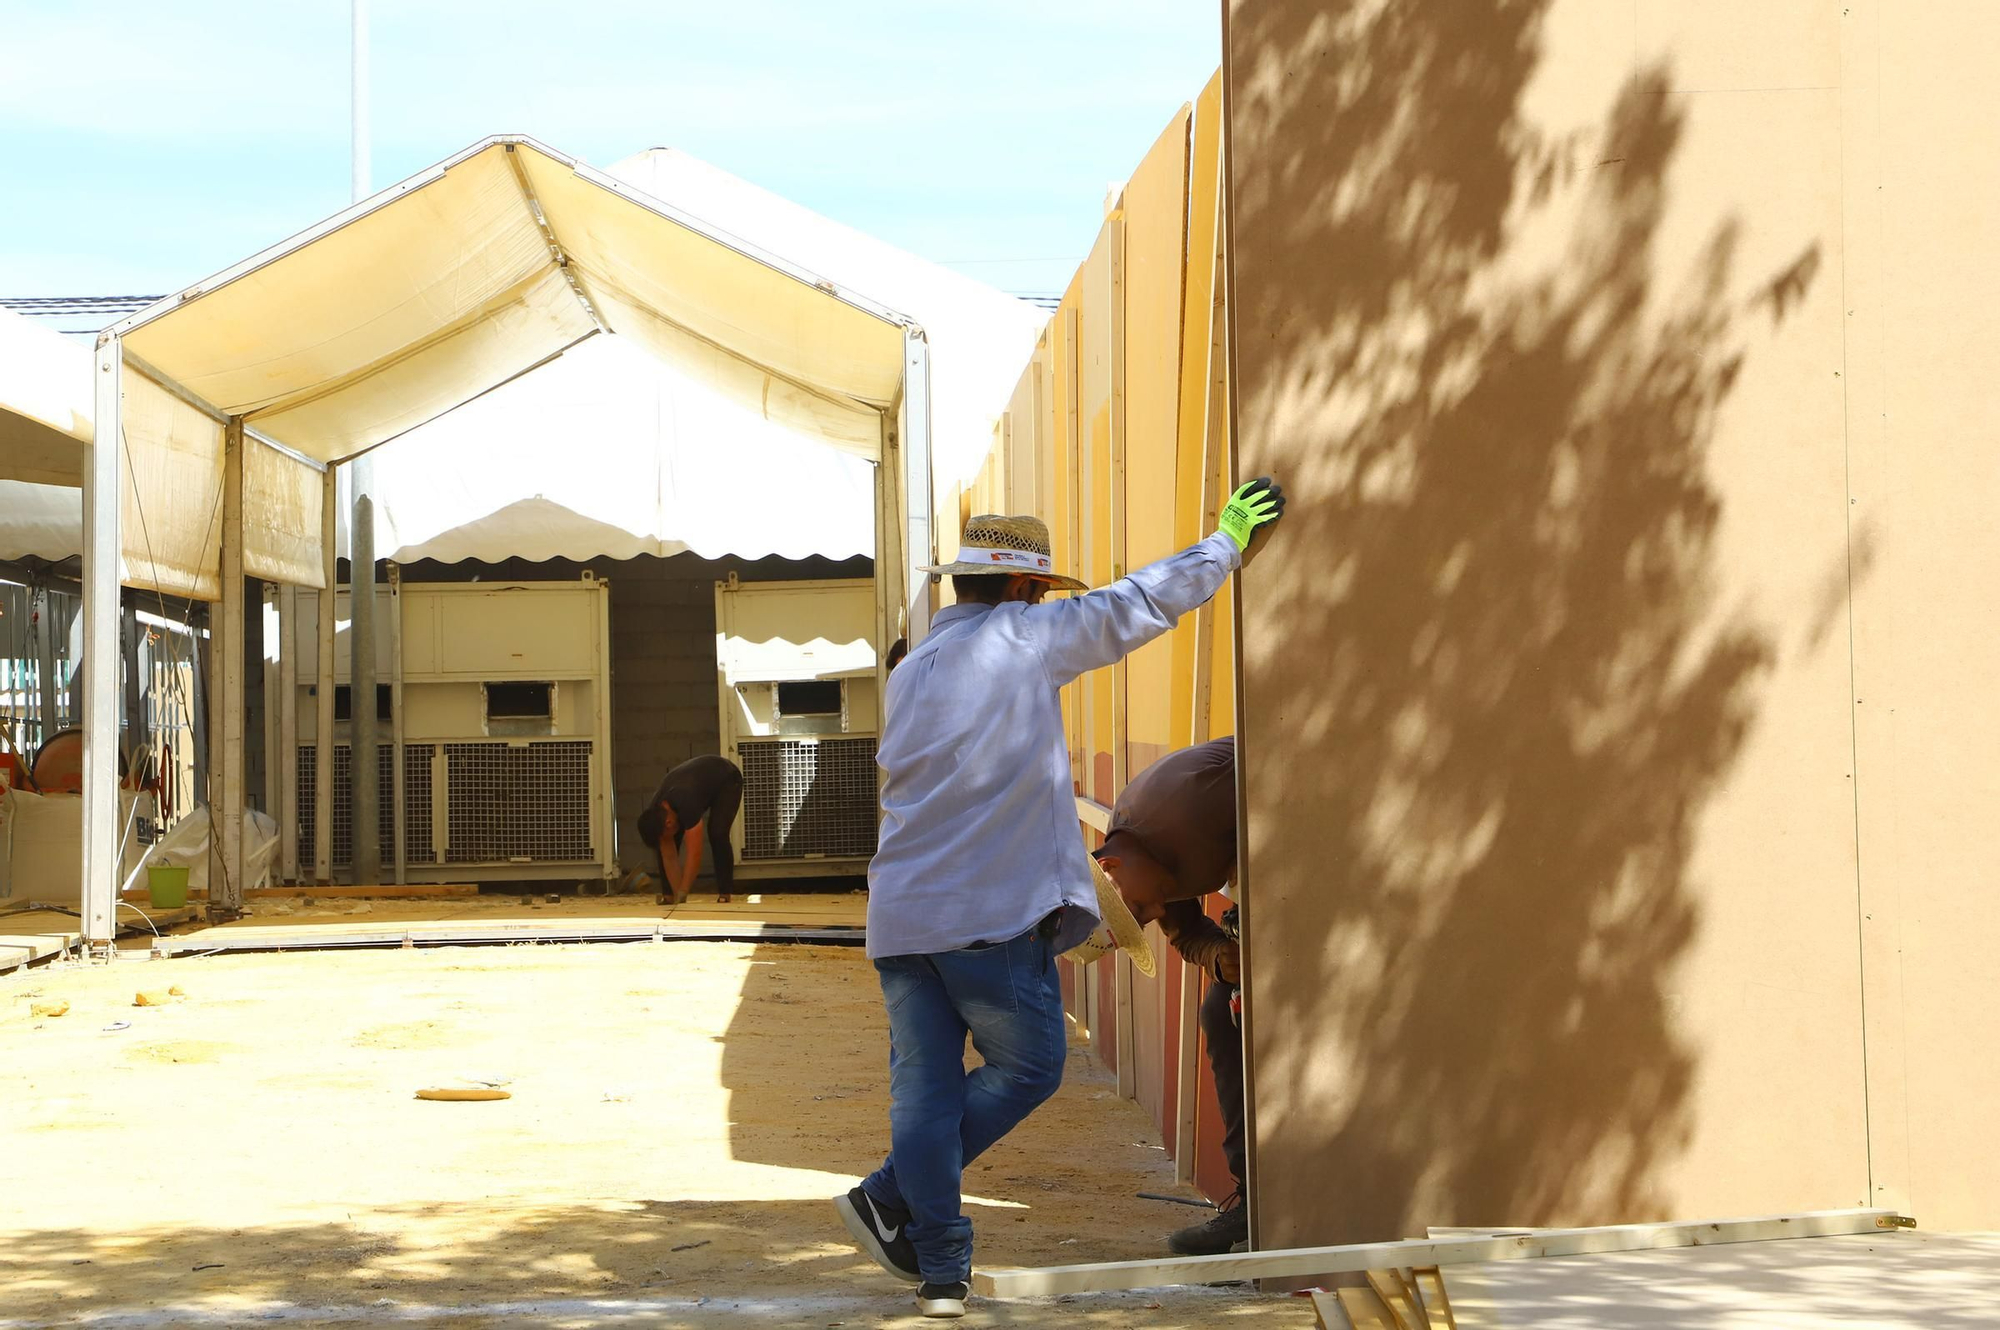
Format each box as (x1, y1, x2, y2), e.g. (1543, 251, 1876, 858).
(1845, 1, 2000, 1233)
(1226, 0, 1866, 1250)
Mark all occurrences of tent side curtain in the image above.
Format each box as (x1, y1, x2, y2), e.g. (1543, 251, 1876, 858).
(120, 372, 224, 602)
(242, 440, 324, 587)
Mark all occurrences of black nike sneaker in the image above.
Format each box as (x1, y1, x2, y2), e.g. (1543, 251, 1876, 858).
(833, 1185, 920, 1283)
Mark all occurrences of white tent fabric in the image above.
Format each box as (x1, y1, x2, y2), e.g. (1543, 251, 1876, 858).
(0, 307, 92, 487)
(113, 138, 912, 467)
(0, 480, 83, 562)
(365, 335, 875, 563)
(356, 147, 1042, 566)
(606, 149, 1046, 498)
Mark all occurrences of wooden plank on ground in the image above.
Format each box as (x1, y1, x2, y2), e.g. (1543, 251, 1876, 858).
(970, 1208, 1901, 1298)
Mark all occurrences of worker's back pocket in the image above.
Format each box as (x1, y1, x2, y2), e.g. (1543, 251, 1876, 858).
(935, 937, 1022, 1017)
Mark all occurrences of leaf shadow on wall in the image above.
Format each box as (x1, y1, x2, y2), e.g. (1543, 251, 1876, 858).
(1228, 0, 1827, 1242)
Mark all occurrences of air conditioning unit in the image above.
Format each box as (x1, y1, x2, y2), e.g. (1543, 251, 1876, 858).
(295, 578, 616, 884)
(714, 576, 881, 879)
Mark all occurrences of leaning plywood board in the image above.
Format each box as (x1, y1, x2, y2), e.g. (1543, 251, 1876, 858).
(1412, 1268, 1455, 1329)
(1224, 0, 1867, 1252)
(1439, 1231, 2000, 1329)
(1335, 1287, 1398, 1330)
(1842, 4, 2000, 1232)
(1366, 1269, 1424, 1330)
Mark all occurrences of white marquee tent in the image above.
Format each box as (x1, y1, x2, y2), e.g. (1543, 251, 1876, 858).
(3, 134, 1023, 946)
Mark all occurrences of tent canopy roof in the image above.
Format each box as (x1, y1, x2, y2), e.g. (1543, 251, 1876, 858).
(104, 136, 918, 466)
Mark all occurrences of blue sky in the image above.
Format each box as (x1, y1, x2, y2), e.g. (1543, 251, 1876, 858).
(0, 1, 1220, 300)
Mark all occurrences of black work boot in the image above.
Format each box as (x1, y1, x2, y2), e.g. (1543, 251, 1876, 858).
(1167, 1191, 1249, 1255)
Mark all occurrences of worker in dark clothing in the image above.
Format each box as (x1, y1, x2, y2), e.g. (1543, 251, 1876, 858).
(1091, 736, 1248, 1255)
(637, 755, 744, 904)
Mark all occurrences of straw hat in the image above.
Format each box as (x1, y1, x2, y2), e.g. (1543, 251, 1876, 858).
(1063, 855, 1157, 978)
(920, 514, 1090, 593)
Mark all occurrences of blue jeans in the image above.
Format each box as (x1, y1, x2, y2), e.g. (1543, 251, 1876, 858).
(862, 925, 1067, 1283)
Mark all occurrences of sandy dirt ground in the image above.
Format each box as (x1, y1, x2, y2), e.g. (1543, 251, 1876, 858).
(1, 940, 1308, 1328)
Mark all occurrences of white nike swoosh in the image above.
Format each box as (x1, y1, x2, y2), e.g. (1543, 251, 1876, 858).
(867, 1195, 902, 1243)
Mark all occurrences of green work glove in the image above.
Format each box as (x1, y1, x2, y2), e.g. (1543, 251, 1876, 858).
(1217, 477, 1286, 551)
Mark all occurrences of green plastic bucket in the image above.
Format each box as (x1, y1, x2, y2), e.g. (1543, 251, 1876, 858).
(146, 864, 189, 909)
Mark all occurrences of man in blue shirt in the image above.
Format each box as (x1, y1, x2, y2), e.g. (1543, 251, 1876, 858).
(834, 480, 1286, 1318)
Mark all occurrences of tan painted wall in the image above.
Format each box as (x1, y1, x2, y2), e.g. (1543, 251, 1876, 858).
(1226, 0, 1875, 1248)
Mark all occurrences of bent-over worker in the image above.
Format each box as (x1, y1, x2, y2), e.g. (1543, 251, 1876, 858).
(834, 479, 1285, 1319)
(1093, 735, 1249, 1255)
(636, 754, 743, 904)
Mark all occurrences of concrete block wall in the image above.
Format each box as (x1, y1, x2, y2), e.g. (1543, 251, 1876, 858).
(393, 552, 871, 879)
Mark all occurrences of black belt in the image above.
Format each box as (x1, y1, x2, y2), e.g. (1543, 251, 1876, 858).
(964, 909, 1064, 950)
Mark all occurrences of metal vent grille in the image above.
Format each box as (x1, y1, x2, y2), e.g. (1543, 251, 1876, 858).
(295, 744, 435, 869)
(443, 741, 593, 863)
(403, 745, 434, 864)
(740, 737, 879, 860)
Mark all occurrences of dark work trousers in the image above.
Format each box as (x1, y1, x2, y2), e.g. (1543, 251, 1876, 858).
(703, 770, 744, 897)
(1200, 977, 1247, 1194)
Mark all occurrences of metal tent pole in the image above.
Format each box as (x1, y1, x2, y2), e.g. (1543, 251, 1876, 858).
(81, 338, 124, 949)
(279, 584, 300, 881)
(213, 420, 247, 916)
(315, 469, 336, 883)
(350, 477, 380, 887)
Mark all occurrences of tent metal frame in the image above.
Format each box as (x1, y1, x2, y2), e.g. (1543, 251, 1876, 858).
(79, 135, 938, 949)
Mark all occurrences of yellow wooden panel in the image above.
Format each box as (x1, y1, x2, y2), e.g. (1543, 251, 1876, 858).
(1120, 97, 1189, 1128)
(1078, 216, 1120, 804)
(1121, 105, 1192, 787)
(1171, 71, 1226, 751)
(1052, 289, 1086, 782)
